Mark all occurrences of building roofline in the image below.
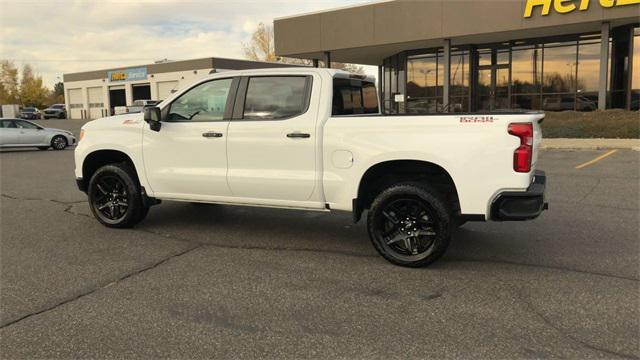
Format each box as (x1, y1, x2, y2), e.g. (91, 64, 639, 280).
(63, 57, 301, 83)
(274, 0, 391, 21)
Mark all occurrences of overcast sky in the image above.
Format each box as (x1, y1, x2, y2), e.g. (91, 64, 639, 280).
(0, 0, 371, 87)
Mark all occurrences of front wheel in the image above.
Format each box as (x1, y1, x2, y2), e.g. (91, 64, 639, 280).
(88, 163, 149, 228)
(367, 183, 451, 267)
(51, 135, 67, 150)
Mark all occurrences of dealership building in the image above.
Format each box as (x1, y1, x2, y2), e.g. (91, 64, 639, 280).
(62, 57, 293, 119)
(274, 0, 639, 113)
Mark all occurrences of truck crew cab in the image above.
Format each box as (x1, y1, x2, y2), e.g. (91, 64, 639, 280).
(75, 68, 547, 267)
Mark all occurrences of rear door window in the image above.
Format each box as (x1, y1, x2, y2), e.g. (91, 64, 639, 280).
(242, 76, 310, 120)
(332, 78, 379, 116)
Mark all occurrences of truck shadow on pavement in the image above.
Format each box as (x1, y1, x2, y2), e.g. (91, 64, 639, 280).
(130, 201, 548, 270)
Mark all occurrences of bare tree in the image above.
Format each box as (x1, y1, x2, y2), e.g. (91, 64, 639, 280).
(242, 22, 364, 74)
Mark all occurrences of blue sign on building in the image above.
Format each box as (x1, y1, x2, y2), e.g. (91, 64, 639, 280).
(108, 67, 148, 82)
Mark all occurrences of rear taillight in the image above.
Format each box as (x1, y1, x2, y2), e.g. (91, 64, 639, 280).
(508, 123, 533, 173)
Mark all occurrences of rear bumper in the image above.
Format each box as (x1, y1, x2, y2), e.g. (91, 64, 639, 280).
(491, 170, 548, 221)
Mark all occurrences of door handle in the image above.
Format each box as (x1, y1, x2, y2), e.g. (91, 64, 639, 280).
(202, 131, 223, 138)
(286, 132, 310, 139)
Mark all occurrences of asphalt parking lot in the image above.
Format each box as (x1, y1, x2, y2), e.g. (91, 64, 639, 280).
(1, 119, 639, 359)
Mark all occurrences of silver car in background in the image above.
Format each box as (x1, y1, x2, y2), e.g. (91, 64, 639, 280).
(0, 118, 76, 150)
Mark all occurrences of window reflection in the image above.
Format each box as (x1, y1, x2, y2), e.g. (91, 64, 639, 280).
(632, 28, 639, 110)
(450, 50, 470, 112)
(512, 45, 541, 94)
(379, 31, 631, 114)
(577, 42, 600, 93)
(407, 52, 444, 113)
(543, 42, 577, 93)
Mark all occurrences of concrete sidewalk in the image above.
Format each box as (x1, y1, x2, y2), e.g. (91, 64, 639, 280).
(542, 138, 640, 151)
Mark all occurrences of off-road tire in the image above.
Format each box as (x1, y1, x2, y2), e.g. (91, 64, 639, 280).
(367, 182, 452, 267)
(88, 163, 149, 228)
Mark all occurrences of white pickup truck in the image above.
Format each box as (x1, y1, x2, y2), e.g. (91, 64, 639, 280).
(75, 68, 547, 267)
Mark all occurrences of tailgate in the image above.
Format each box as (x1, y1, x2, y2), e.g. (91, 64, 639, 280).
(531, 113, 544, 166)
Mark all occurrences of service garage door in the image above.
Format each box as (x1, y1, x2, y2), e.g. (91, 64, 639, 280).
(87, 87, 104, 119)
(109, 85, 126, 115)
(68, 88, 83, 119)
(132, 83, 151, 101)
(157, 81, 179, 101)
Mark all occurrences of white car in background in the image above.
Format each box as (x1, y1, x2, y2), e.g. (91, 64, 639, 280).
(0, 118, 76, 150)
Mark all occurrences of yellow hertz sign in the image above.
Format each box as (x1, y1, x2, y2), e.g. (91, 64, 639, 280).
(110, 72, 127, 81)
(524, 0, 640, 17)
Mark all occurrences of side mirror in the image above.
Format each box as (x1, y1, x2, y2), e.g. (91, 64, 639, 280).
(144, 106, 162, 132)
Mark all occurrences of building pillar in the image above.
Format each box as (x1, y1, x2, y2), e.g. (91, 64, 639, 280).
(323, 51, 331, 68)
(63, 87, 71, 116)
(626, 27, 634, 110)
(82, 87, 90, 120)
(125, 83, 133, 106)
(378, 65, 384, 114)
(443, 39, 451, 112)
(312, 59, 319, 68)
(469, 46, 479, 112)
(598, 22, 610, 111)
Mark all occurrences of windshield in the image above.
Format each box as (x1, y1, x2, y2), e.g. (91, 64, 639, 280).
(52, 104, 64, 109)
(23, 107, 35, 112)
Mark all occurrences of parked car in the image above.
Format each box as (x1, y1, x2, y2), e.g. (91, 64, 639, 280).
(43, 104, 67, 119)
(19, 107, 42, 120)
(0, 118, 76, 150)
(543, 96, 596, 111)
(75, 68, 547, 268)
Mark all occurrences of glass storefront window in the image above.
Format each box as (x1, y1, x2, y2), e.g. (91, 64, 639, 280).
(543, 42, 578, 94)
(379, 31, 632, 114)
(478, 49, 492, 66)
(406, 52, 443, 113)
(450, 50, 470, 112)
(512, 45, 542, 95)
(512, 94, 541, 110)
(497, 49, 510, 65)
(577, 41, 600, 93)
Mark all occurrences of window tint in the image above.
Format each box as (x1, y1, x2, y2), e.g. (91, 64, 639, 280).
(0, 120, 16, 128)
(332, 78, 379, 115)
(243, 76, 308, 120)
(16, 120, 39, 129)
(168, 78, 233, 121)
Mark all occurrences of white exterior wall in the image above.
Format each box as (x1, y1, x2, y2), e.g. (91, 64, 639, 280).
(63, 67, 216, 119)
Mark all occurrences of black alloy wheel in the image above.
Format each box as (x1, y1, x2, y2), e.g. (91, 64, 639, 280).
(92, 175, 130, 224)
(51, 135, 67, 150)
(88, 163, 149, 228)
(368, 183, 451, 267)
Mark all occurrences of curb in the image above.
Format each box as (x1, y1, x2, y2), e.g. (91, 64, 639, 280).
(541, 139, 640, 151)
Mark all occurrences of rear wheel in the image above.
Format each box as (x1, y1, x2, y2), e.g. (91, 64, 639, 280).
(367, 183, 451, 267)
(58, 113, 65, 119)
(88, 163, 149, 228)
(51, 135, 67, 150)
